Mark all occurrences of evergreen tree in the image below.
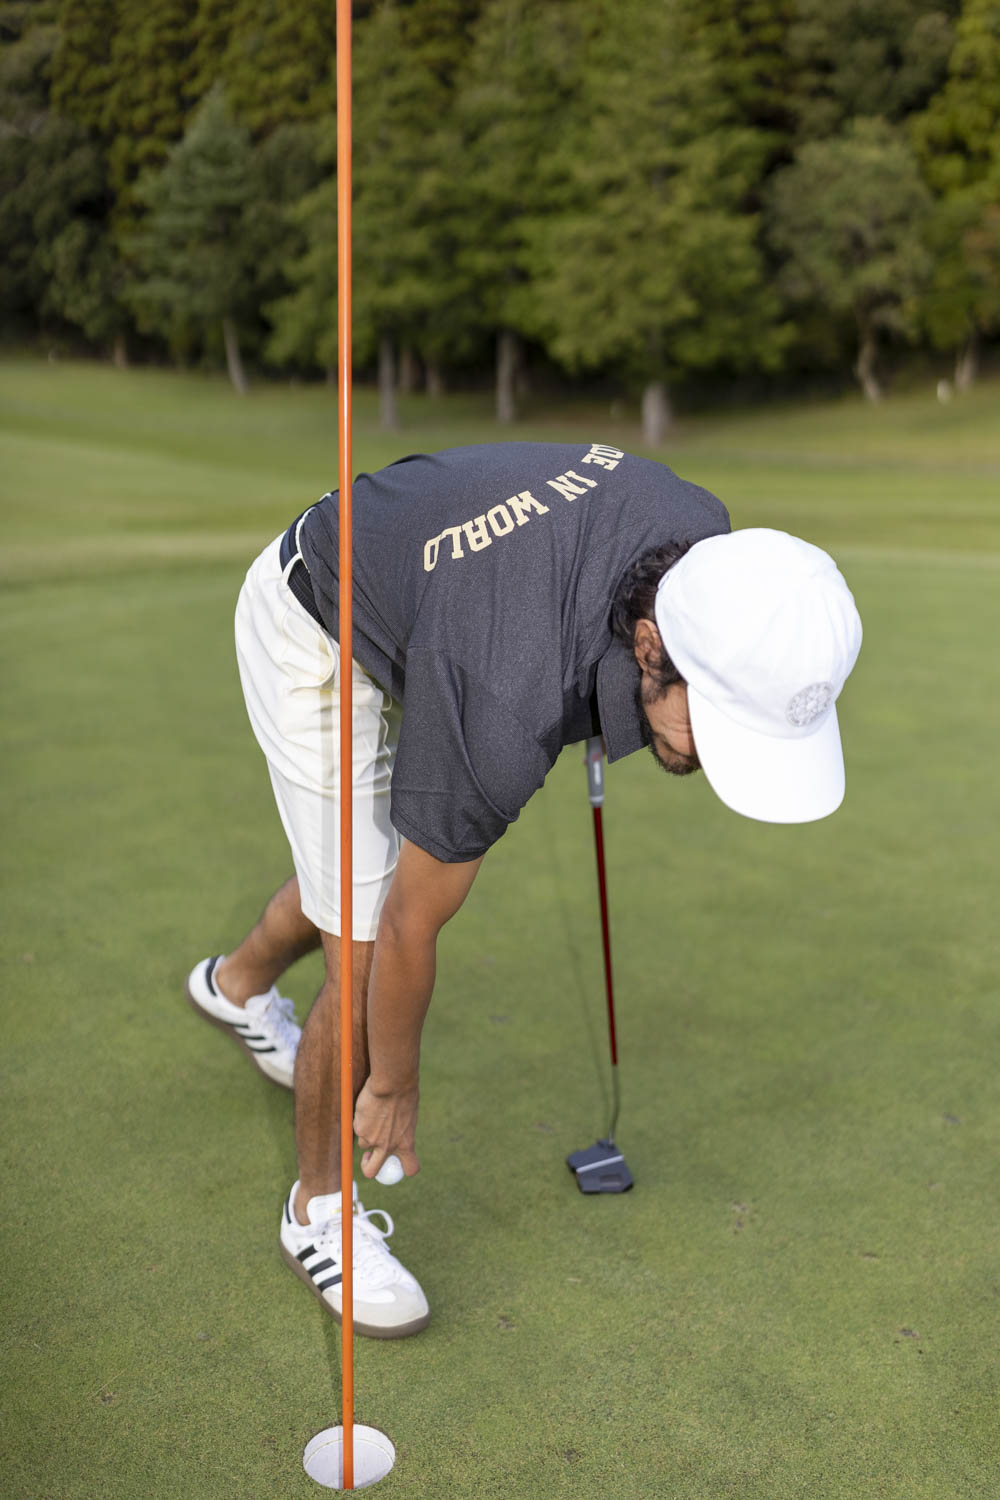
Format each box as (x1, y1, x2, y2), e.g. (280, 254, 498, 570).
(786, 0, 959, 140)
(914, 0, 1000, 188)
(213, 0, 336, 136)
(104, 0, 199, 202)
(268, 0, 481, 418)
(128, 84, 258, 391)
(451, 0, 586, 422)
(0, 0, 122, 350)
(681, 0, 798, 145)
(47, 0, 131, 357)
(912, 0, 1000, 383)
(264, 159, 339, 380)
(249, 119, 328, 362)
(917, 188, 1000, 385)
(0, 1, 59, 329)
(767, 117, 934, 400)
(188, 0, 233, 102)
(42, 211, 128, 354)
(518, 0, 787, 441)
(50, 0, 115, 134)
(352, 0, 480, 419)
(6, 0, 982, 393)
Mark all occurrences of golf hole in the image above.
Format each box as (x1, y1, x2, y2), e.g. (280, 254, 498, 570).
(303, 1425, 396, 1490)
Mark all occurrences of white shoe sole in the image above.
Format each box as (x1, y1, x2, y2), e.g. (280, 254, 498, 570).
(279, 1241, 431, 1340)
(185, 972, 295, 1091)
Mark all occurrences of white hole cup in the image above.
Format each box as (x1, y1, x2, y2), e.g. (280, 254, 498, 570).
(303, 1425, 396, 1490)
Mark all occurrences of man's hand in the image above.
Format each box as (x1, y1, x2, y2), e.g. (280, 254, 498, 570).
(354, 1077, 420, 1181)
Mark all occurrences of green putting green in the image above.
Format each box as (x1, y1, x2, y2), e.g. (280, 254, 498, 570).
(2, 358, 998, 1498)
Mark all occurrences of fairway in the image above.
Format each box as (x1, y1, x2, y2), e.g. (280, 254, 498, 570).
(2, 359, 999, 1499)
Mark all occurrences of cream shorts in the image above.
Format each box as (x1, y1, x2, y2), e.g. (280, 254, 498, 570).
(234, 535, 402, 940)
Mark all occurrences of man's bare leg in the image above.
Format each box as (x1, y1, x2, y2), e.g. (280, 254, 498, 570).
(215, 877, 320, 1005)
(292, 931, 374, 1223)
(278, 929, 431, 1338)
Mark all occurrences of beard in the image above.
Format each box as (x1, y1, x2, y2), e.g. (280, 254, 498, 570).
(636, 679, 702, 778)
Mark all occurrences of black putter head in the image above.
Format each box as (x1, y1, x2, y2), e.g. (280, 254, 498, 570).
(566, 1138, 634, 1194)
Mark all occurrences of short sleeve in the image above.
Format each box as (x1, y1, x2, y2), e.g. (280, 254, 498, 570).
(389, 649, 553, 862)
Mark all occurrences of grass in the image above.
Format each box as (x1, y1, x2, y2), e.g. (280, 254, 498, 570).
(2, 357, 999, 1498)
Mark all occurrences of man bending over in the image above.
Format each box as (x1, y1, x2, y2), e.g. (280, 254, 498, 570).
(186, 441, 862, 1338)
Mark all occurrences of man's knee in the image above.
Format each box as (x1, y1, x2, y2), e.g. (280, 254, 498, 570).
(318, 932, 376, 993)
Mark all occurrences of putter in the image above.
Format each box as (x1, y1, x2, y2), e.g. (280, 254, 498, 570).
(567, 737, 634, 1194)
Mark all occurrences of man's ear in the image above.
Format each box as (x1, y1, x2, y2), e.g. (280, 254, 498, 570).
(633, 618, 662, 673)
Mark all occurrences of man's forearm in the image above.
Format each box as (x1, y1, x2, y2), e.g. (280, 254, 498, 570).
(354, 839, 482, 1177)
(365, 921, 437, 1092)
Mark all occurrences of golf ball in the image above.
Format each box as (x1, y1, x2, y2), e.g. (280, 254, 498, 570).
(375, 1154, 405, 1186)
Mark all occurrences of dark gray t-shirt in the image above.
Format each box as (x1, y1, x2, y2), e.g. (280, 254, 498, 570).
(300, 441, 729, 862)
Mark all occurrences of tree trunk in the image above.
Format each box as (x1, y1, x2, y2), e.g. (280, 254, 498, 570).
(325, 364, 337, 386)
(222, 317, 249, 395)
(112, 333, 129, 370)
(378, 335, 399, 430)
(955, 330, 978, 391)
(496, 329, 519, 424)
(426, 360, 445, 398)
(640, 381, 672, 445)
(854, 325, 882, 403)
(398, 346, 418, 394)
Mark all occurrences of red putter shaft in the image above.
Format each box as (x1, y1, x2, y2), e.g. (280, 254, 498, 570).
(584, 737, 618, 1071)
(335, 0, 354, 1487)
(591, 804, 618, 1069)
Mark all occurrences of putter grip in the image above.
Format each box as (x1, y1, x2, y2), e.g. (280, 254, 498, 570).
(585, 736, 604, 808)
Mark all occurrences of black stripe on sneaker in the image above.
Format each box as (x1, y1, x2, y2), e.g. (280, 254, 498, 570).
(316, 1273, 342, 1291)
(296, 1245, 317, 1263)
(231, 1024, 279, 1054)
(284, 1197, 293, 1225)
(309, 1258, 336, 1275)
(205, 956, 221, 995)
(247, 1044, 278, 1054)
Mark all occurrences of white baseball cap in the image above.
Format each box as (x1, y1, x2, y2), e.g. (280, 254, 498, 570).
(654, 529, 862, 824)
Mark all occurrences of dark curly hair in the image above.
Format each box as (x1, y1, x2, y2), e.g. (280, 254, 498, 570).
(610, 541, 693, 692)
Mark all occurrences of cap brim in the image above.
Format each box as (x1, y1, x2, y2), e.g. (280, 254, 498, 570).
(687, 686, 846, 824)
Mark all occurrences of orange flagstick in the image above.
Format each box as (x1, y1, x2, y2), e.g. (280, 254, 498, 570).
(336, 0, 355, 1488)
(300, 8, 395, 1490)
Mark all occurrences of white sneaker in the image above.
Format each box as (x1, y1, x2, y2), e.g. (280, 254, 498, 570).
(185, 955, 300, 1090)
(279, 1181, 430, 1339)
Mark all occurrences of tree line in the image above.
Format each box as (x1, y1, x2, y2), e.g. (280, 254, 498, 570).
(1, 0, 997, 438)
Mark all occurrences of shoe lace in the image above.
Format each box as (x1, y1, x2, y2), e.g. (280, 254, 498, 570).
(313, 1207, 398, 1287)
(264, 989, 301, 1051)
